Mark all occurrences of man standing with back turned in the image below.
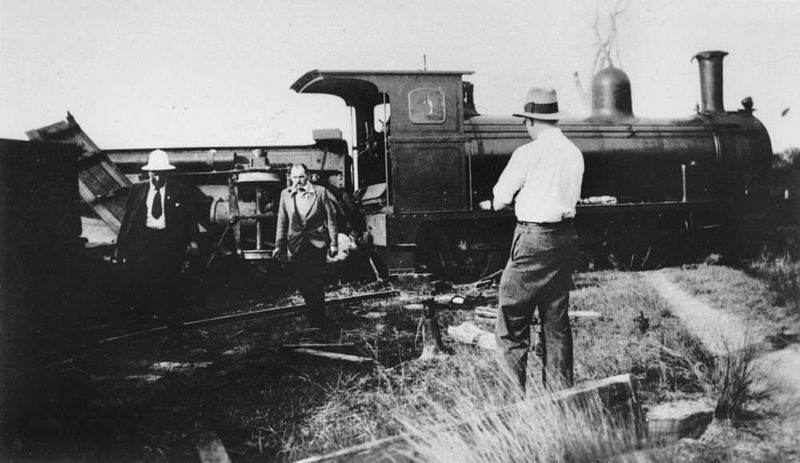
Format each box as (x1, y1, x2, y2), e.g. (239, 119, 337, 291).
(480, 87, 584, 393)
(273, 164, 338, 331)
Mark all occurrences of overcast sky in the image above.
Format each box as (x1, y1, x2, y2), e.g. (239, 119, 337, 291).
(1, 0, 798, 152)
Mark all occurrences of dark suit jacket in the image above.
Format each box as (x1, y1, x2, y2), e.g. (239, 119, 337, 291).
(275, 183, 338, 256)
(117, 180, 197, 263)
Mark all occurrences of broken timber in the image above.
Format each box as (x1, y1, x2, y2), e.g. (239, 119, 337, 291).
(291, 348, 373, 364)
(26, 113, 131, 232)
(296, 374, 647, 463)
(94, 290, 399, 346)
(447, 321, 496, 350)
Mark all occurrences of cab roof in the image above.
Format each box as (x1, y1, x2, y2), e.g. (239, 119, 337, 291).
(290, 70, 474, 107)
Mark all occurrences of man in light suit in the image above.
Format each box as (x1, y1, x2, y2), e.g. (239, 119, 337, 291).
(273, 164, 338, 330)
(117, 149, 198, 338)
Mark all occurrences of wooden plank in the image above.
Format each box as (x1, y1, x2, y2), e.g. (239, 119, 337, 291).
(447, 321, 496, 350)
(291, 348, 374, 364)
(78, 182, 121, 232)
(27, 114, 131, 233)
(282, 343, 357, 349)
(296, 374, 646, 463)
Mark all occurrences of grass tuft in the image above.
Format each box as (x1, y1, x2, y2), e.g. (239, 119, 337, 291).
(748, 251, 800, 310)
(709, 347, 760, 420)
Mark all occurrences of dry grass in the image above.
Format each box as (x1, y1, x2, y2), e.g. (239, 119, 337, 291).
(392, 369, 650, 463)
(9, 268, 783, 462)
(663, 264, 799, 336)
(281, 272, 718, 461)
(748, 251, 800, 310)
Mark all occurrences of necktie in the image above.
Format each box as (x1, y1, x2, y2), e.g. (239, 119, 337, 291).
(152, 189, 163, 219)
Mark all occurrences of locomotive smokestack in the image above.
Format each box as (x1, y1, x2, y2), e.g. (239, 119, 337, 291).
(693, 50, 728, 114)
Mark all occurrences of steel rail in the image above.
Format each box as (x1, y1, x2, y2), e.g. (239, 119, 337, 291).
(41, 289, 398, 369)
(98, 290, 398, 345)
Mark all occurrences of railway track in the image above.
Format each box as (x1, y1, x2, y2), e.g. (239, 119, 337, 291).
(43, 289, 399, 369)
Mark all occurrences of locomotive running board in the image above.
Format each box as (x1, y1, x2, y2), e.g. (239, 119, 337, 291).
(26, 112, 131, 233)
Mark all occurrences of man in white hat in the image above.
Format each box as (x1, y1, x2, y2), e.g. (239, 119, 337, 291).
(480, 87, 584, 393)
(117, 149, 198, 339)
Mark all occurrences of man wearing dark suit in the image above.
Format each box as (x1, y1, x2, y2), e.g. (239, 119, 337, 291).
(117, 149, 198, 337)
(273, 164, 338, 330)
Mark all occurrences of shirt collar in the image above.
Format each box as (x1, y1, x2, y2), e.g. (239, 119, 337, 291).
(537, 126, 562, 140)
(149, 180, 166, 193)
(291, 183, 314, 195)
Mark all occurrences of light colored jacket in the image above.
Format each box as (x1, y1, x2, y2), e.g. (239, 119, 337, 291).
(275, 183, 338, 255)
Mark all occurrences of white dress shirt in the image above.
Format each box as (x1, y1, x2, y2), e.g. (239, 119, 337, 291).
(292, 183, 316, 217)
(493, 127, 584, 223)
(146, 182, 167, 229)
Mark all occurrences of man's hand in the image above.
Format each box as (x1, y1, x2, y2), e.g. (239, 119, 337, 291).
(187, 241, 200, 256)
(328, 247, 339, 259)
(272, 247, 284, 259)
(478, 199, 493, 211)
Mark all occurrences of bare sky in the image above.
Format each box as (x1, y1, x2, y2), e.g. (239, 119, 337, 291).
(1, 0, 798, 151)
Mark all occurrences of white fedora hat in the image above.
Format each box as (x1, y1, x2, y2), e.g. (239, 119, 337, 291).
(513, 86, 569, 120)
(141, 149, 176, 171)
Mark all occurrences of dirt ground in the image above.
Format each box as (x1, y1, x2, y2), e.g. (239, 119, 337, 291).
(648, 269, 800, 462)
(2, 265, 799, 462)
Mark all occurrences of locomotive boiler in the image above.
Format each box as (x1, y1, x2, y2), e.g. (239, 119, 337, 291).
(291, 50, 772, 279)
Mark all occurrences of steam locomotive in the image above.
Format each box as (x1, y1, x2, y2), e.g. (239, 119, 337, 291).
(98, 50, 772, 281)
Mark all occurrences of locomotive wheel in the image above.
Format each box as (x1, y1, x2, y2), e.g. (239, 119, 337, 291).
(600, 217, 693, 270)
(420, 225, 507, 283)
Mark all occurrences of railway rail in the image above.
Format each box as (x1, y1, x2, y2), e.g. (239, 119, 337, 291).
(43, 289, 399, 369)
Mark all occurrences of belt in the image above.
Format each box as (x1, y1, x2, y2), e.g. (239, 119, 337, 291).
(517, 217, 574, 227)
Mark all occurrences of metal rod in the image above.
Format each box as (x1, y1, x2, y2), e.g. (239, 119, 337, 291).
(255, 185, 263, 250)
(681, 164, 688, 203)
(383, 93, 390, 207)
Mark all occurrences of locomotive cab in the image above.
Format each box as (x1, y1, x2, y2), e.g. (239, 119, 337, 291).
(292, 70, 479, 273)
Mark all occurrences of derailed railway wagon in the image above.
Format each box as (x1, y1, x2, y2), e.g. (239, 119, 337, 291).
(31, 50, 774, 282)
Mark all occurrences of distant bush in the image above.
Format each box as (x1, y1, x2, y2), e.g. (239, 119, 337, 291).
(748, 252, 800, 309)
(774, 146, 800, 168)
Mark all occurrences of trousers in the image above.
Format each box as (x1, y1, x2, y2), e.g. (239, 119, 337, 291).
(292, 244, 328, 328)
(125, 228, 186, 334)
(495, 220, 578, 393)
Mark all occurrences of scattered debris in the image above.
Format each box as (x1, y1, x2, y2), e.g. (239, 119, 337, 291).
(282, 342, 357, 349)
(647, 399, 714, 443)
(355, 311, 384, 319)
(704, 253, 724, 265)
(296, 374, 645, 462)
(291, 348, 374, 364)
(91, 374, 162, 384)
(402, 303, 426, 311)
(475, 306, 498, 319)
(634, 311, 650, 334)
(195, 432, 231, 463)
(447, 322, 496, 350)
(149, 362, 213, 372)
(419, 302, 447, 360)
(571, 310, 602, 319)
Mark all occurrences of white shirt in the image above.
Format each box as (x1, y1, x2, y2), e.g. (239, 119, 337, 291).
(146, 182, 167, 229)
(493, 127, 584, 223)
(291, 183, 316, 217)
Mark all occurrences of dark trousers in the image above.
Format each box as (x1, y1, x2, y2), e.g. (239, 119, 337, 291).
(293, 244, 328, 329)
(495, 221, 578, 393)
(125, 228, 185, 334)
